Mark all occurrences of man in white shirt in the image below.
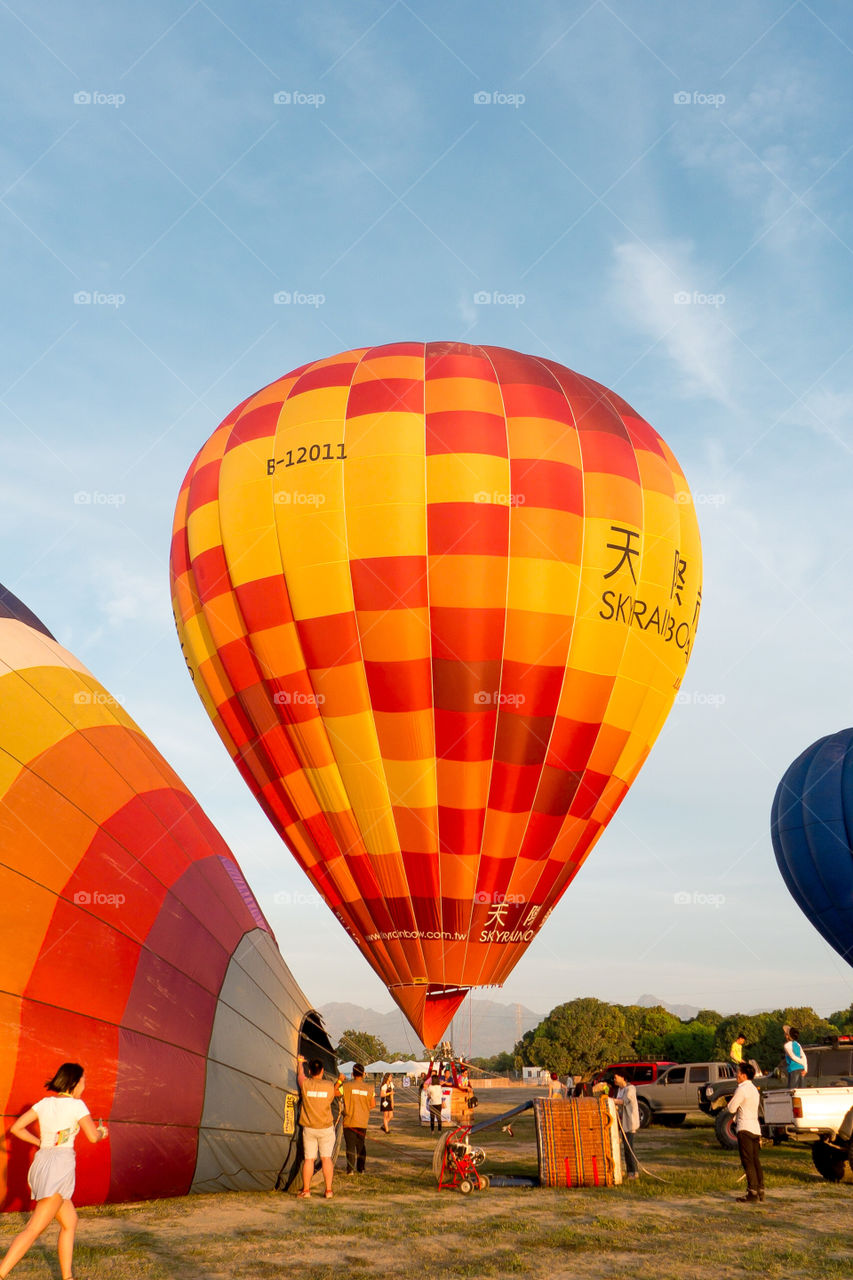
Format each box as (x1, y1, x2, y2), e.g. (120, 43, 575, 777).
(726, 1062, 764, 1203)
(426, 1078, 444, 1132)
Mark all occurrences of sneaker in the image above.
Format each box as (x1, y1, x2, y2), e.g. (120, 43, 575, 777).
(627, 1172, 639, 1179)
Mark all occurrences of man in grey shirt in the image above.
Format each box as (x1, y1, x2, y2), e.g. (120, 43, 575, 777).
(612, 1072, 640, 1179)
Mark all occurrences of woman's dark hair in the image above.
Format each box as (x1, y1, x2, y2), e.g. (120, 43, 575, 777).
(44, 1063, 84, 1093)
(788, 1027, 799, 1041)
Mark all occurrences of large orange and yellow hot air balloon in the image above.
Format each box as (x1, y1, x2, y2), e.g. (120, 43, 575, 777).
(0, 585, 334, 1210)
(171, 342, 702, 1045)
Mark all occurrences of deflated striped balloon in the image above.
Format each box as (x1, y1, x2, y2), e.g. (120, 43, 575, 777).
(0, 585, 333, 1210)
(170, 342, 702, 1045)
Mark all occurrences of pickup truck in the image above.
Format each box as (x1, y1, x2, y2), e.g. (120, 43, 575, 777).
(699, 1036, 853, 1149)
(763, 1087, 853, 1180)
(632, 1062, 737, 1128)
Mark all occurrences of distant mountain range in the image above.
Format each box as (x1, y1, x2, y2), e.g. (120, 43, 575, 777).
(319, 993, 744, 1059)
(317, 998, 543, 1059)
(634, 994, 703, 1021)
(635, 995, 773, 1018)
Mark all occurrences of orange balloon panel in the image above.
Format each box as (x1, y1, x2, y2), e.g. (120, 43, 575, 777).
(0, 587, 333, 1210)
(171, 342, 702, 1044)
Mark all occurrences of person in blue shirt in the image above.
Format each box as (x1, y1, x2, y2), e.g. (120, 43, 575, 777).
(783, 1028, 808, 1087)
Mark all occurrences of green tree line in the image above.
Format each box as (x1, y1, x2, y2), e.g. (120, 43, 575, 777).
(470, 999, 853, 1076)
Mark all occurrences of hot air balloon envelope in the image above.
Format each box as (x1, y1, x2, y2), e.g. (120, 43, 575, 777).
(771, 728, 853, 967)
(171, 342, 703, 1043)
(0, 585, 333, 1209)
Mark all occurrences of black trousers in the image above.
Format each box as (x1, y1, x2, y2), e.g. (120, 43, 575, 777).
(737, 1131, 764, 1194)
(429, 1103, 442, 1131)
(622, 1129, 638, 1175)
(344, 1126, 367, 1173)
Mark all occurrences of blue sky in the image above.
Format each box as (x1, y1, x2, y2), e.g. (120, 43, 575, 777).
(3, 0, 853, 1040)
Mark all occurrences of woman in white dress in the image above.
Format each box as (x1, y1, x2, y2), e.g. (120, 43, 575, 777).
(0, 1062, 108, 1280)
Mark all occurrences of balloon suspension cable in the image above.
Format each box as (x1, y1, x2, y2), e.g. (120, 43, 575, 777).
(615, 1112, 670, 1184)
(332, 1021, 431, 1103)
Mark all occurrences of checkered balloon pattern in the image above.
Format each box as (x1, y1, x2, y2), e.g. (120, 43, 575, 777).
(171, 342, 702, 1044)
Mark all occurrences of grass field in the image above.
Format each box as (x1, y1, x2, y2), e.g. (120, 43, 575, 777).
(2, 1088, 850, 1279)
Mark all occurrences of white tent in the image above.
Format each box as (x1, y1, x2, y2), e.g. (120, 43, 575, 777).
(365, 1059, 429, 1074)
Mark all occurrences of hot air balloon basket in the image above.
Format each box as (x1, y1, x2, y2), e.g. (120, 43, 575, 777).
(534, 1098, 623, 1188)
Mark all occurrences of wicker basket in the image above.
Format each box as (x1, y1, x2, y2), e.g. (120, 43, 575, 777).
(534, 1097, 623, 1187)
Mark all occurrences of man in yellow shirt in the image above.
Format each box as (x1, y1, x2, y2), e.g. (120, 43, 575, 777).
(341, 1064, 376, 1175)
(729, 1033, 747, 1068)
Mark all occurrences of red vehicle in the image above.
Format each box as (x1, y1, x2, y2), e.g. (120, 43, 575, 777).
(590, 1061, 676, 1088)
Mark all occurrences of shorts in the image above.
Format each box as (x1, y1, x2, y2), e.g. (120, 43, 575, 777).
(28, 1148, 76, 1201)
(302, 1126, 336, 1160)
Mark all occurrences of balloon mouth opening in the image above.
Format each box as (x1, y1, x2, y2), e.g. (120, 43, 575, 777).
(390, 983, 470, 1048)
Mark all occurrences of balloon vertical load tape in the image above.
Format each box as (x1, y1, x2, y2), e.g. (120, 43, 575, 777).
(534, 1098, 622, 1188)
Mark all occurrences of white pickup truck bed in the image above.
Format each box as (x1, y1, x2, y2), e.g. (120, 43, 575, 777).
(762, 1086, 853, 1131)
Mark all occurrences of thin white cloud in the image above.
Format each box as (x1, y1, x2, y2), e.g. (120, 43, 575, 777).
(611, 239, 736, 407)
(90, 558, 164, 627)
(783, 387, 853, 450)
(456, 290, 477, 329)
(675, 69, 838, 257)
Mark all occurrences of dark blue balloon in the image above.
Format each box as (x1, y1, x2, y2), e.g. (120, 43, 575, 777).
(771, 729, 853, 967)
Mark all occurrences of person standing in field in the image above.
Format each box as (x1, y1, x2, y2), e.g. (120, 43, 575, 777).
(727, 1062, 764, 1203)
(426, 1076, 444, 1132)
(0, 1062, 108, 1280)
(379, 1073, 394, 1134)
(547, 1072, 565, 1100)
(729, 1032, 747, 1069)
(783, 1028, 808, 1088)
(612, 1072, 640, 1179)
(296, 1055, 338, 1199)
(340, 1065, 375, 1175)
